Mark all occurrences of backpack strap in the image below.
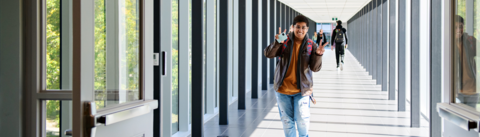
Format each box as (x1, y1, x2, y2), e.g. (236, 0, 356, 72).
(278, 37, 290, 60)
(306, 39, 314, 56)
(281, 37, 290, 54)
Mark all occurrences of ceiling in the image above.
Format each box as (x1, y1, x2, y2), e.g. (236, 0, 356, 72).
(279, 0, 372, 23)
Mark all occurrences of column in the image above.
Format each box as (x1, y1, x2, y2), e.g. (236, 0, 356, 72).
(191, 0, 205, 135)
(372, 1, 377, 80)
(251, 0, 260, 98)
(269, 0, 276, 84)
(382, 0, 388, 91)
(388, 0, 397, 100)
(410, 0, 420, 127)
(377, 0, 383, 85)
(219, 0, 230, 125)
(238, 0, 247, 109)
(398, 0, 406, 111)
(430, 0, 442, 135)
(261, 0, 269, 90)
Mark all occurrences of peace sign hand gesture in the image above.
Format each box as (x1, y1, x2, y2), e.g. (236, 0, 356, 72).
(316, 39, 325, 55)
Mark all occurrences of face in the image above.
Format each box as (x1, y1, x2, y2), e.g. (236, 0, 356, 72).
(455, 22, 464, 39)
(319, 29, 323, 34)
(294, 22, 308, 40)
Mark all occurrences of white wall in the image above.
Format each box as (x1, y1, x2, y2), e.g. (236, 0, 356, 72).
(0, 0, 23, 136)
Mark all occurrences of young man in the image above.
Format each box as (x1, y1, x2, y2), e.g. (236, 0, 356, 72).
(454, 15, 478, 107)
(331, 20, 348, 71)
(264, 15, 325, 137)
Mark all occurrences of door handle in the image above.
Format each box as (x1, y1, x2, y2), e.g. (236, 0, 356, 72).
(64, 129, 72, 136)
(162, 51, 166, 75)
(83, 100, 158, 137)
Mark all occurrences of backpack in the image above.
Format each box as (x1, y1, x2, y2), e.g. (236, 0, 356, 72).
(277, 37, 314, 61)
(334, 28, 344, 43)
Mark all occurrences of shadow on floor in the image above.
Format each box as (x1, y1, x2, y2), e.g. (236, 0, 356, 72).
(202, 85, 278, 137)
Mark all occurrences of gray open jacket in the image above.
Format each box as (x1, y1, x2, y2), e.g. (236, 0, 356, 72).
(264, 33, 323, 96)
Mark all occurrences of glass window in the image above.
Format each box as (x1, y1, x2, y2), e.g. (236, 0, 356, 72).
(172, 0, 179, 134)
(45, 100, 72, 137)
(453, 0, 480, 110)
(44, 0, 73, 136)
(94, 0, 141, 109)
(46, 0, 61, 90)
(45, 100, 60, 137)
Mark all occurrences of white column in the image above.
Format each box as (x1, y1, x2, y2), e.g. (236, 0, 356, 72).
(206, 0, 215, 114)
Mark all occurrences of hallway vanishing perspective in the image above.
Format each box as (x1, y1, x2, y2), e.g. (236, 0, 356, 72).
(3, 0, 476, 136)
(204, 49, 430, 137)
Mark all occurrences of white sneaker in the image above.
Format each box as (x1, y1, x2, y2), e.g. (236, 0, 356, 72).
(340, 63, 343, 71)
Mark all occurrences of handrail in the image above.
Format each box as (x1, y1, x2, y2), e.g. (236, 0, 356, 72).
(437, 103, 480, 132)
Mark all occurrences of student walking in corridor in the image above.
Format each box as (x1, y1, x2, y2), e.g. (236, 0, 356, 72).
(331, 20, 348, 71)
(264, 15, 325, 137)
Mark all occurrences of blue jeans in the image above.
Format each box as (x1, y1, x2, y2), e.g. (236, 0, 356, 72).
(275, 92, 310, 137)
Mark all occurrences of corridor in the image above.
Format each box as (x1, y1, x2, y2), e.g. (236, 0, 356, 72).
(205, 49, 429, 137)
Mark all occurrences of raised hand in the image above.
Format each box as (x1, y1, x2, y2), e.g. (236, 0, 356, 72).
(316, 39, 325, 55)
(275, 27, 287, 42)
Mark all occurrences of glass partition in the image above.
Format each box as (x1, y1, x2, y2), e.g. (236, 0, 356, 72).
(94, 0, 141, 109)
(453, 0, 480, 111)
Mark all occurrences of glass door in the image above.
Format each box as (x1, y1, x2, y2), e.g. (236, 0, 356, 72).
(70, 0, 157, 136)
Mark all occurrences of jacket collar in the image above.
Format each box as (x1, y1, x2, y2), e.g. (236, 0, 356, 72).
(287, 32, 310, 43)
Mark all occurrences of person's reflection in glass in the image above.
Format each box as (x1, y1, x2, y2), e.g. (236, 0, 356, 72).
(455, 15, 478, 108)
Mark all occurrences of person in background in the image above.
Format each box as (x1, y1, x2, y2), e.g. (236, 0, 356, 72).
(312, 32, 318, 44)
(264, 15, 325, 137)
(454, 15, 478, 108)
(331, 20, 348, 71)
(317, 29, 328, 48)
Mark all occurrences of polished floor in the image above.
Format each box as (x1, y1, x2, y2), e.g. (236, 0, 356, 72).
(202, 49, 430, 137)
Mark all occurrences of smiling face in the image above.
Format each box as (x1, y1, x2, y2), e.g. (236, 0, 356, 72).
(456, 22, 464, 39)
(294, 22, 309, 40)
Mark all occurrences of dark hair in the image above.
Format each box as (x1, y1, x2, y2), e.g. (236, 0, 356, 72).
(336, 20, 342, 25)
(293, 15, 309, 26)
(456, 15, 464, 23)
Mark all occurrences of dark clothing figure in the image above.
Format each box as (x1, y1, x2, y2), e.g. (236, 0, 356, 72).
(331, 25, 348, 68)
(316, 32, 327, 46)
(335, 43, 344, 67)
(331, 25, 348, 45)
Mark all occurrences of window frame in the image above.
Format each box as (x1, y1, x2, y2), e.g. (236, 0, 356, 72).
(24, 0, 146, 136)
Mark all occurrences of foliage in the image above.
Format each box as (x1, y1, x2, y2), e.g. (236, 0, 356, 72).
(46, 0, 60, 90)
(93, 0, 140, 109)
(45, 0, 60, 133)
(94, 0, 107, 109)
(171, 0, 180, 131)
